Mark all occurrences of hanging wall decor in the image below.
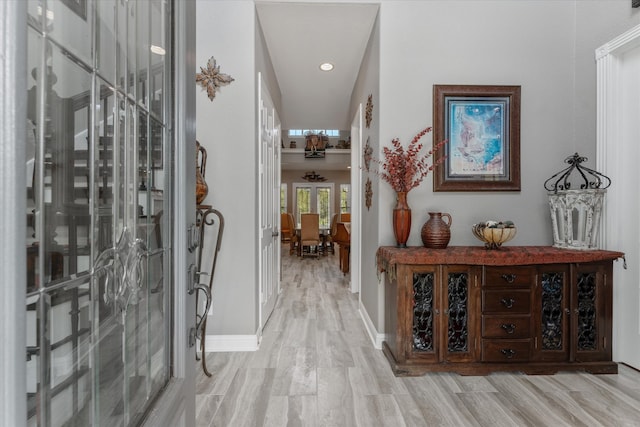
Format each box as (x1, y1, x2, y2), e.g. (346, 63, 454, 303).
(365, 94, 373, 128)
(363, 136, 373, 171)
(365, 177, 373, 210)
(196, 56, 235, 101)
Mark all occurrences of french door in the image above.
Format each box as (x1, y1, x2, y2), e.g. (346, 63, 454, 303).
(292, 183, 334, 229)
(258, 73, 281, 332)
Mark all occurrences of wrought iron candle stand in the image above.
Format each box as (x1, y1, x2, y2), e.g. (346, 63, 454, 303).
(544, 153, 611, 250)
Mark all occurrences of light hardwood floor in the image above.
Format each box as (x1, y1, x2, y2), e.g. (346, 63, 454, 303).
(196, 247, 640, 427)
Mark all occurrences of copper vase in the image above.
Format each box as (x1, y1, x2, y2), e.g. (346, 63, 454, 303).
(421, 212, 452, 249)
(393, 191, 411, 248)
(196, 141, 208, 205)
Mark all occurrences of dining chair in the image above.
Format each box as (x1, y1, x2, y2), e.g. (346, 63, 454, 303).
(325, 213, 339, 255)
(300, 213, 320, 258)
(281, 212, 292, 243)
(286, 212, 298, 255)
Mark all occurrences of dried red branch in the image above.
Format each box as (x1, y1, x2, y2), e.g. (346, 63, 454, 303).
(369, 127, 447, 193)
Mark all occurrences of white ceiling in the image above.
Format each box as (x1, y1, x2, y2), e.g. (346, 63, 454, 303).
(255, 2, 379, 132)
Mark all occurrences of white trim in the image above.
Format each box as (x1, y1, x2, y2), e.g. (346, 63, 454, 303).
(1, 1, 27, 425)
(596, 23, 640, 370)
(350, 104, 363, 294)
(359, 300, 386, 349)
(203, 334, 260, 352)
(596, 24, 640, 60)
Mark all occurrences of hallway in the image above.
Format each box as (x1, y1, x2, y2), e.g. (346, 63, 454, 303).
(195, 249, 640, 426)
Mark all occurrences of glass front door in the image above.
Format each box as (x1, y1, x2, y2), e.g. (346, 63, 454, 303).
(25, 1, 173, 425)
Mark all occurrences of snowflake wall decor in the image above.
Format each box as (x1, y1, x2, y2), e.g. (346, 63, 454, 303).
(196, 56, 235, 101)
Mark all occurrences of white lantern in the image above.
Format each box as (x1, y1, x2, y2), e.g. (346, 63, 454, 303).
(544, 154, 611, 250)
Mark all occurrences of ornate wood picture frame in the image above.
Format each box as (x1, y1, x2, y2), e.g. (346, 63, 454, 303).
(433, 84, 521, 191)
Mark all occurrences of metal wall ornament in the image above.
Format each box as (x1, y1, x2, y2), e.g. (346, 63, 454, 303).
(544, 153, 611, 250)
(365, 177, 373, 210)
(363, 137, 372, 171)
(196, 56, 235, 101)
(365, 94, 373, 128)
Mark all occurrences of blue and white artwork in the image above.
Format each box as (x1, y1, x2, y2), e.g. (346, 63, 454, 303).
(448, 100, 507, 177)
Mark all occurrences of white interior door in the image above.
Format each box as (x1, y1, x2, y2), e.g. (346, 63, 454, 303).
(349, 104, 363, 294)
(597, 24, 640, 370)
(258, 73, 281, 332)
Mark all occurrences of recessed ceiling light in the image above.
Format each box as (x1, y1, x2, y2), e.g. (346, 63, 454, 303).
(150, 45, 166, 55)
(319, 62, 334, 72)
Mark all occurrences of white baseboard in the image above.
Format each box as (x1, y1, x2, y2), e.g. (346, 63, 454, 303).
(359, 300, 386, 349)
(202, 310, 385, 353)
(203, 334, 259, 352)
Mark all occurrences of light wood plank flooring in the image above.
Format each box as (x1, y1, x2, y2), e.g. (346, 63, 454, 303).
(196, 248, 640, 426)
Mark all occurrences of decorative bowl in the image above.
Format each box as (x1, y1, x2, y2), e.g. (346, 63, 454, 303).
(471, 221, 517, 249)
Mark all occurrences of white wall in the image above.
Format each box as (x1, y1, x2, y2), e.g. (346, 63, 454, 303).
(196, 0, 284, 340)
(377, 0, 578, 250)
(196, 1, 259, 335)
(350, 9, 382, 340)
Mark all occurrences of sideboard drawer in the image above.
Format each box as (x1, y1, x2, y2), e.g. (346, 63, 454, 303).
(483, 289, 531, 314)
(484, 266, 533, 288)
(482, 339, 530, 362)
(482, 316, 530, 339)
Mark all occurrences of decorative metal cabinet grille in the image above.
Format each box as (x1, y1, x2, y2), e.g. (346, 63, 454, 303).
(541, 272, 564, 350)
(447, 273, 469, 352)
(577, 272, 598, 351)
(413, 272, 435, 352)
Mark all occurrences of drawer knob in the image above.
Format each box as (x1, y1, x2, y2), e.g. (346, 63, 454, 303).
(501, 323, 516, 334)
(500, 297, 515, 309)
(501, 348, 516, 359)
(501, 274, 517, 283)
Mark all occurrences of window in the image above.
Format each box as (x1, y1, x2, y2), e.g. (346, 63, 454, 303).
(288, 129, 340, 137)
(280, 183, 287, 213)
(340, 184, 351, 213)
(293, 183, 334, 229)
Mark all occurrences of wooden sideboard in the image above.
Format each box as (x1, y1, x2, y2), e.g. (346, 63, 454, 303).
(377, 246, 624, 376)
